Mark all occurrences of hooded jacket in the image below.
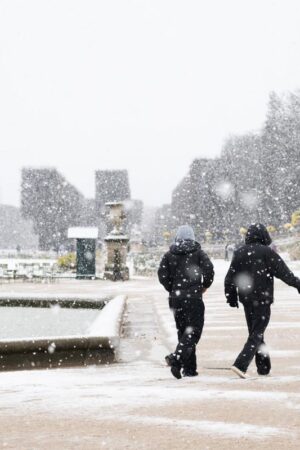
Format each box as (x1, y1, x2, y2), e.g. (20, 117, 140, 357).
(158, 239, 214, 305)
(225, 223, 300, 305)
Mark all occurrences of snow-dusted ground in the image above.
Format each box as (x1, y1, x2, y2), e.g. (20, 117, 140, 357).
(0, 259, 299, 449)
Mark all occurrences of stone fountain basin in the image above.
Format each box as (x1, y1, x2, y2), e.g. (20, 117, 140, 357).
(0, 294, 126, 355)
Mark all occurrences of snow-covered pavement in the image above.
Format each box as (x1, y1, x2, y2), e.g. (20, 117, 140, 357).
(0, 259, 300, 449)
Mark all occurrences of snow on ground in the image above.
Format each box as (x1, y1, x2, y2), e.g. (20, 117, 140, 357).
(0, 259, 299, 449)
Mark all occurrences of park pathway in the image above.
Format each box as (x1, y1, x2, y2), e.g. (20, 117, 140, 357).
(118, 289, 172, 368)
(0, 264, 300, 449)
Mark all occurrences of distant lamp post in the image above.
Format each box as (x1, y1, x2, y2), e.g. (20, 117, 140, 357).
(163, 230, 171, 241)
(239, 227, 247, 236)
(291, 210, 300, 227)
(267, 225, 277, 234)
(104, 202, 129, 281)
(205, 230, 212, 243)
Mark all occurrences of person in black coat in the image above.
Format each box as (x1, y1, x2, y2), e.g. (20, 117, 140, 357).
(225, 223, 300, 378)
(158, 225, 214, 379)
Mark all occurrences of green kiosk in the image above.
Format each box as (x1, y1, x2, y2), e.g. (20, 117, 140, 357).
(68, 227, 98, 279)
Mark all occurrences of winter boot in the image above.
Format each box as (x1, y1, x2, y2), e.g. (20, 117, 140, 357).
(182, 370, 198, 377)
(256, 352, 271, 376)
(170, 364, 182, 379)
(165, 354, 175, 367)
(165, 354, 182, 379)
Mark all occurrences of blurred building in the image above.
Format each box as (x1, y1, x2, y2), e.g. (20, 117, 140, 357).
(21, 168, 84, 250)
(127, 199, 143, 229)
(20, 167, 142, 250)
(78, 198, 97, 227)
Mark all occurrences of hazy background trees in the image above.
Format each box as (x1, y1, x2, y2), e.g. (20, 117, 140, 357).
(169, 89, 300, 241)
(2, 89, 300, 250)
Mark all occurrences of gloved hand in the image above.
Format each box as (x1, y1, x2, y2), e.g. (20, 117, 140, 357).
(228, 300, 239, 308)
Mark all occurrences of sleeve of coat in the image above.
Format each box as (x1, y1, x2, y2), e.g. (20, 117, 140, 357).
(224, 257, 238, 304)
(268, 248, 300, 292)
(157, 253, 173, 292)
(199, 251, 214, 289)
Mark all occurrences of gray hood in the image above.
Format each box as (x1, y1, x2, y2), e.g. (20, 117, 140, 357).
(175, 225, 195, 242)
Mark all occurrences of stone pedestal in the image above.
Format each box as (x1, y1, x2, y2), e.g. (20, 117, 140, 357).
(104, 235, 129, 281)
(104, 202, 130, 281)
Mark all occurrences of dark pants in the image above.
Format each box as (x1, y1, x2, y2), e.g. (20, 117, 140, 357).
(234, 302, 271, 374)
(172, 298, 205, 373)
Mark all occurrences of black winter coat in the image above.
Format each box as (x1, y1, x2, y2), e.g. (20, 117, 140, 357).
(225, 224, 300, 305)
(158, 240, 214, 306)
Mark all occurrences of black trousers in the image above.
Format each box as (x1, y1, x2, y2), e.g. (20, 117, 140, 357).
(172, 298, 205, 373)
(234, 302, 271, 374)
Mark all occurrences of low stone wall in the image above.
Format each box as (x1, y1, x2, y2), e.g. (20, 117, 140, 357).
(0, 294, 127, 371)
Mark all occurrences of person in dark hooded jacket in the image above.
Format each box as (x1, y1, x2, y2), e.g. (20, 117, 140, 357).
(225, 223, 300, 378)
(158, 225, 214, 379)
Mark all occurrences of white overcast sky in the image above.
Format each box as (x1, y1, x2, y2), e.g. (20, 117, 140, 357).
(1, 0, 300, 207)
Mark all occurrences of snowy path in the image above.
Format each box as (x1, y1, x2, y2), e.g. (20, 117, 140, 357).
(0, 260, 300, 449)
(118, 295, 169, 365)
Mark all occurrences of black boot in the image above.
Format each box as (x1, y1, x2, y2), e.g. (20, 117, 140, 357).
(256, 351, 271, 375)
(182, 369, 198, 377)
(165, 354, 174, 367)
(165, 354, 182, 379)
(170, 364, 182, 379)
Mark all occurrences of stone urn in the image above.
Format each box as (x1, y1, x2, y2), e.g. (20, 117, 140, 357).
(104, 202, 129, 281)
